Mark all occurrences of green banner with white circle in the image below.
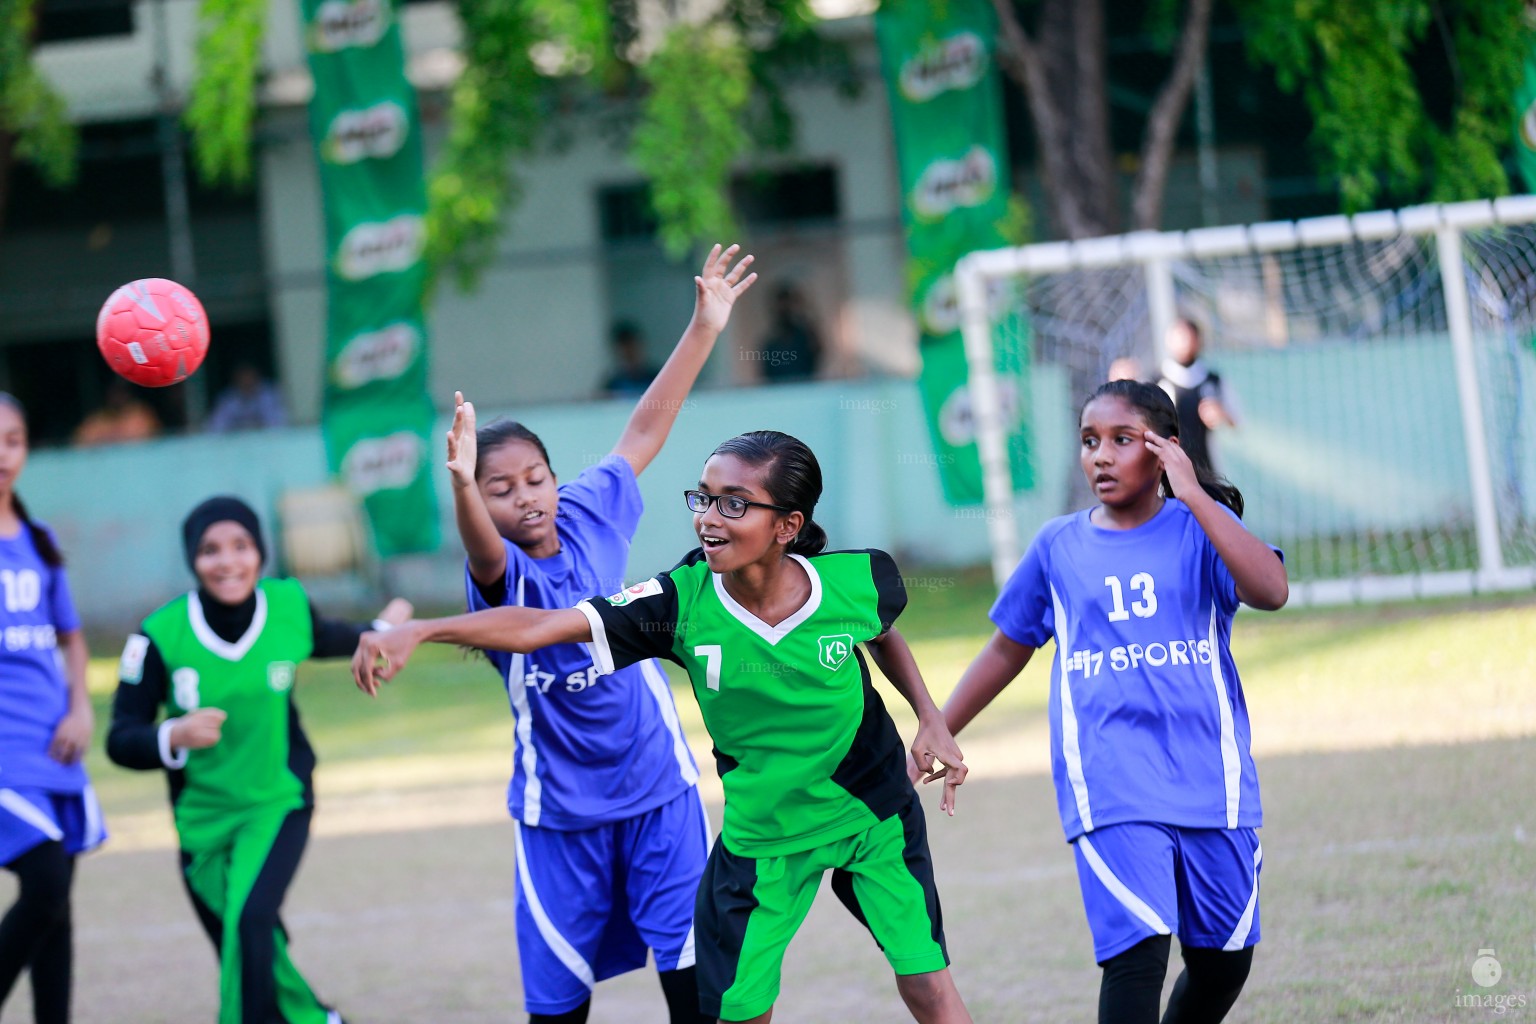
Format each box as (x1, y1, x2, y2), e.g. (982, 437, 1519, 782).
(302, 0, 439, 556)
(876, 0, 1033, 505)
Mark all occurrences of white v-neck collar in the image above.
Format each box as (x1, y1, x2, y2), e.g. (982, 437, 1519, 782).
(711, 554, 822, 646)
(188, 588, 268, 662)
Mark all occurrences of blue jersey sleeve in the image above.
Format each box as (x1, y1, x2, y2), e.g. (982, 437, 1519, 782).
(48, 561, 81, 635)
(1202, 504, 1283, 613)
(465, 538, 536, 612)
(558, 455, 644, 541)
(990, 530, 1055, 647)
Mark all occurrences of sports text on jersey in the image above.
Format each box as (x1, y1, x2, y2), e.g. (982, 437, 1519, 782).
(516, 659, 604, 695)
(3, 624, 56, 652)
(1064, 637, 1214, 678)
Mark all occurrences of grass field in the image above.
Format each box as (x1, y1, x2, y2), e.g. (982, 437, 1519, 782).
(2, 577, 1534, 1023)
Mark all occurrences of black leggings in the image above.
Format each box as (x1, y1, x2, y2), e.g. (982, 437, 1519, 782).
(1099, 935, 1253, 1024)
(528, 966, 709, 1024)
(0, 841, 75, 1024)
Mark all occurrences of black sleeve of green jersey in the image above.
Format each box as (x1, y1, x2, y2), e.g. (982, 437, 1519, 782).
(865, 548, 907, 634)
(106, 634, 170, 771)
(576, 572, 682, 675)
(309, 602, 368, 659)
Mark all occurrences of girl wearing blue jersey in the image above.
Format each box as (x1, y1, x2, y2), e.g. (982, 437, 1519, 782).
(353, 429, 972, 1024)
(941, 379, 1287, 1024)
(0, 394, 106, 1024)
(438, 244, 755, 1024)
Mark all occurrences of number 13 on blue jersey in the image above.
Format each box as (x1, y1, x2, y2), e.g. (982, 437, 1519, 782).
(1104, 573, 1157, 621)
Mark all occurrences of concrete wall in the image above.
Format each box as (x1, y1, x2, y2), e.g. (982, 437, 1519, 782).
(19, 374, 1073, 631)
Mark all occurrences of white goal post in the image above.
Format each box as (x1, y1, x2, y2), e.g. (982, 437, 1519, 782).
(957, 197, 1536, 605)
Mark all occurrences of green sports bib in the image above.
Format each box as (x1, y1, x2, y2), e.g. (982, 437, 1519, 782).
(143, 578, 315, 837)
(584, 549, 912, 857)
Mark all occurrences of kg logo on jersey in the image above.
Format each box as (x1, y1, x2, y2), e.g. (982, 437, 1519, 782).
(606, 578, 662, 607)
(818, 634, 853, 671)
(267, 661, 297, 692)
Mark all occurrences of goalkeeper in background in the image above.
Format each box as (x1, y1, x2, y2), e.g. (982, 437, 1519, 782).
(1157, 317, 1239, 472)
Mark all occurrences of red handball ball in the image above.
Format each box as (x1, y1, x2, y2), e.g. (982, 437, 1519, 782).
(95, 278, 210, 388)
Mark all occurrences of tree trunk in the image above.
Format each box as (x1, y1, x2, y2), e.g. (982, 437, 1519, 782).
(991, 0, 1118, 239)
(992, 0, 1217, 238)
(1130, 0, 1214, 229)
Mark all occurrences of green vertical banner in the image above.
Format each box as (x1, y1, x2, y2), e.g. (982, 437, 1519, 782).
(1516, 41, 1536, 191)
(876, 0, 1032, 505)
(302, 0, 439, 556)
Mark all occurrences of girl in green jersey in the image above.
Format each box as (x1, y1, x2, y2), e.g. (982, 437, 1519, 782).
(108, 496, 410, 1024)
(352, 432, 972, 1024)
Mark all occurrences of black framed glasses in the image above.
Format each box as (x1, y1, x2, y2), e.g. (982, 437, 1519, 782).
(683, 489, 795, 519)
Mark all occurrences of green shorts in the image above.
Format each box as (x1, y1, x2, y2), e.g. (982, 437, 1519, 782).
(696, 791, 949, 1021)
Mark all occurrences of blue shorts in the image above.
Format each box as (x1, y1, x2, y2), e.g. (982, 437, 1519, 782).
(513, 786, 711, 1015)
(1072, 822, 1261, 963)
(0, 785, 107, 864)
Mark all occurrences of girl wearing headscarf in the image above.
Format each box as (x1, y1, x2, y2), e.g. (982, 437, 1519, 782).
(107, 496, 410, 1024)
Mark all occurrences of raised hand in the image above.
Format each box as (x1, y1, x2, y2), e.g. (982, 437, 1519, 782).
(353, 622, 424, 697)
(169, 708, 228, 750)
(446, 391, 478, 489)
(1143, 430, 1198, 500)
(692, 243, 758, 335)
(911, 717, 968, 816)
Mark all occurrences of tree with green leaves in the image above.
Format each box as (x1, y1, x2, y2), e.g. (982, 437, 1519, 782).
(8, 0, 1528, 271)
(0, 0, 75, 237)
(181, 0, 855, 290)
(990, 0, 1532, 240)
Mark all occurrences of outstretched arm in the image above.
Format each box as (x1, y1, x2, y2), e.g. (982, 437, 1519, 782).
(352, 606, 592, 696)
(446, 392, 507, 585)
(1145, 431, 1288, 610)
(610, 243, 757, 476)
(866, 627, 968, 815)
(943, 630, 1036, 738)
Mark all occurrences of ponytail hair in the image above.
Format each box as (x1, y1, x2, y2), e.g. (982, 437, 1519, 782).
(1082, 379, 1244, 517)
(0, 393, 62, 567)
(710, 430, 828, 556)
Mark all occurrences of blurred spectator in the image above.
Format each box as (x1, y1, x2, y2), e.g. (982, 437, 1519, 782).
(1157, 317, 1238, 471)
(599, 322, 659, 398)
(73, 380, 162, 446)
(757, 283, 822, 383)
(1107, 356, 1145, 383)
(205, 363, 287, 433)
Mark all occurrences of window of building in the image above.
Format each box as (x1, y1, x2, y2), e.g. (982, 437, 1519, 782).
(36, 0, 134, 44)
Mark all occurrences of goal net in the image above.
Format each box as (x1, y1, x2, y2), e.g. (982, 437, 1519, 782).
(957, 199, 1536, 604)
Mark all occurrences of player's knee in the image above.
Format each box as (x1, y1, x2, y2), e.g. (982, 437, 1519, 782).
(13, 842, 72, 924)
(235, 903, 279, 944)
(1183, 945, 1253, 995)
(528, 1000, 591, 1024)
(895, 969, 951, 1015)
